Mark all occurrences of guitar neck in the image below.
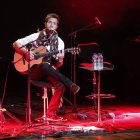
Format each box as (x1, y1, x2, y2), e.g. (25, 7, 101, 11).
(35, 50, 60, 59)
(35, 48, 72, 59)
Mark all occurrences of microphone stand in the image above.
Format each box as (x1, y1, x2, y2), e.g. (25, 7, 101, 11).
(19, 42, 36, 127)
(69, 26, 93, 113)
(26, 44, 32, 127)
(72, 32, 77, 113)
(20, 32, 54, 128)
(69, 19, 101, 113)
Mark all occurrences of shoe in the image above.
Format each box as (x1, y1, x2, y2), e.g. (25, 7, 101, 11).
(71, 84, 80, 94)
(47, 115, 63, 122)
(57, 106, 66, 116)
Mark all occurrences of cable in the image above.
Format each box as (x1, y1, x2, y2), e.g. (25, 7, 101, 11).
(1, 62, 12, 105)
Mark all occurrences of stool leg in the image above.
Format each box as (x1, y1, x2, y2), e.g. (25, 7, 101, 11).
(42, 88, 48, 121)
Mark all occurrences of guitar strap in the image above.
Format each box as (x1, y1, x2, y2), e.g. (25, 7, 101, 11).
(37, 30, 49, 46)
(49, 33, 58, 52)
(49, 33, 59, 66)
(37, 30, 58, 51)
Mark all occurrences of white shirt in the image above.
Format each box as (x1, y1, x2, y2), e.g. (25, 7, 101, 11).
(16, 32, 65, 59)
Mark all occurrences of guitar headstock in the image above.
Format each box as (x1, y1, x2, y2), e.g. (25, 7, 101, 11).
(67, 47, 81, 55)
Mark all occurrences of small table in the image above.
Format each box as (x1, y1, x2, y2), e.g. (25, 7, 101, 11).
(80, 63, 114, 125)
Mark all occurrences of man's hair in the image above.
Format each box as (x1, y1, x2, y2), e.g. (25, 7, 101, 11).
(45, 13, 60, 24)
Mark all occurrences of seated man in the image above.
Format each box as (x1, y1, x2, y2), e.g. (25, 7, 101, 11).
(12, 13, 80, 121)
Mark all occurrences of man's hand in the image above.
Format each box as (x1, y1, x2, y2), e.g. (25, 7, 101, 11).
(25, 51, 35, 61)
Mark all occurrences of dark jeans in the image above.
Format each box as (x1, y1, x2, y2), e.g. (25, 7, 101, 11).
(31, 62, 74, 115)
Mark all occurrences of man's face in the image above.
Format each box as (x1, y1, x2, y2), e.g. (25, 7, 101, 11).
(45, 17, 58, 31)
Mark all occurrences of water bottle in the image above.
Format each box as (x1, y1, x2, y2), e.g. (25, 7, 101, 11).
(92, 53, 98, 70)
(98, 53, 103, 70)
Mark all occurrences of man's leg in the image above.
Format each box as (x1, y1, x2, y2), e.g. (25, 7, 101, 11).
(46, 76, 65, 121)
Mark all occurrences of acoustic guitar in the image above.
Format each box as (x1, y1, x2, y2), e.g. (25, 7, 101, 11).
(13, 46, 80, 74)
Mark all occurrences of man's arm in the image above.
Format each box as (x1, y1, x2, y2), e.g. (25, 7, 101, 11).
(13, 41, 28, 55)
(12, 33, 39, 60)
(13, 40, 35, 61)
(55, 37, 65, 68)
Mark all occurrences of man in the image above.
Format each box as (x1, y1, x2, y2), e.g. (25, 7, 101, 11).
(13, 13, 80, 121)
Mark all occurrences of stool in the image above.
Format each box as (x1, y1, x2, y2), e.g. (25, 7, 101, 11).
(31, 80, 53, 122)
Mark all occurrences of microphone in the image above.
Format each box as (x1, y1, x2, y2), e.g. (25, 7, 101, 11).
(50, 28, 57, 33)
(95, 17, 101, 25)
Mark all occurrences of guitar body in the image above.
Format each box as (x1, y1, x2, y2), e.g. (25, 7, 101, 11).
(13, 46, 46, 74)
(13, 45, 80, 74)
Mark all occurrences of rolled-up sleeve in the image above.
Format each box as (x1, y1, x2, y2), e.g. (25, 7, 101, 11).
(57, 37, 65, 62)
(17, 33, 39, 46)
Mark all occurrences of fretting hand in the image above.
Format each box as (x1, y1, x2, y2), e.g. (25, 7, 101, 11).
(25, 51, 35, 61)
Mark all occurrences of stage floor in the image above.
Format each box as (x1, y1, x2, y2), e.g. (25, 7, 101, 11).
(0, 94, 140, 140)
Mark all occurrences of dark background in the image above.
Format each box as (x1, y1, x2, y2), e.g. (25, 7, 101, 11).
(0, 0, 140, 105)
